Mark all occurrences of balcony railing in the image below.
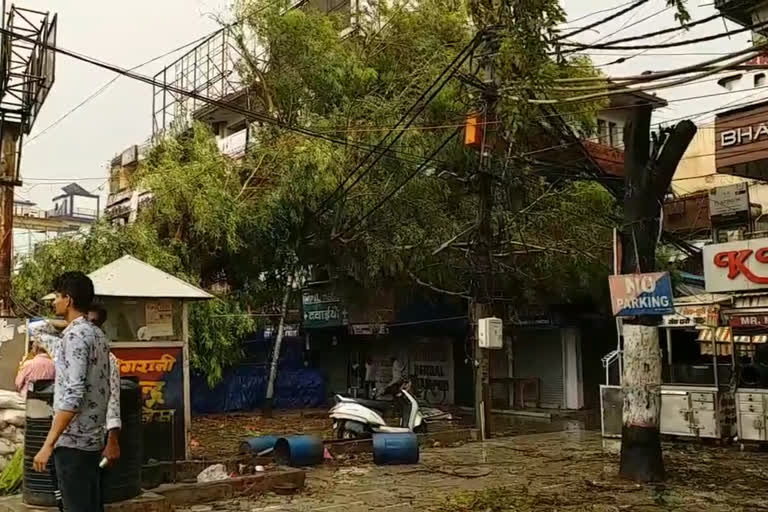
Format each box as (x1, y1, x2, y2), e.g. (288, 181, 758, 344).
(13, 204, 98, 222)
(47, 206, 98, 220)
(217, 129, 247, 158)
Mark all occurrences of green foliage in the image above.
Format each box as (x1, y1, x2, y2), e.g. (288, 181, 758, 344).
(231, 0, 617, 306)
(15, 0, 623, 383)
(0, 447, 22, 495)
(12, 127, 258, 386)
(189, 296, 257, 387)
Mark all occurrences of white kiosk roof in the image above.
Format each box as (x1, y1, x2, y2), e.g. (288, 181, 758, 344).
(43, 255, 213, 300)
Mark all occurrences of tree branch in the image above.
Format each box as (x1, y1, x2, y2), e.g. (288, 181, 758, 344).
(407, 270, 470, 298)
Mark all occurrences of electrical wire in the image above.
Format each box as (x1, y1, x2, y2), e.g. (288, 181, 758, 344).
(24, 29, 232, 147)
(562, 1, 638, 26)
(1, 26, 478, 178)
(335, 128, 461, 239)
(587, 3, 669, 47)
(314, 31, 482, 216)
(587, 11, 723, 47)
(563, 19, 768, 51)
(555, 0, 647, 41)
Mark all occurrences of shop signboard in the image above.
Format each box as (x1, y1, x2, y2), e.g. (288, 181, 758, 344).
(608, 272, 675, 316)
(708, 183, 749, 218)
(302, 289, 347, 329)
(716, 102, 768, 180)
(661, 305, 718, 328)
(703, 238, 768, 293)
(113, 346, 184, 461)
(730, 315, 768, 329)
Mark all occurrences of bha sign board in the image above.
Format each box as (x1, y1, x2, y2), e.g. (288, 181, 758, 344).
(703, 239, 768, 293)
(608, 272, 675, 316)
(716, 102, 768, 180)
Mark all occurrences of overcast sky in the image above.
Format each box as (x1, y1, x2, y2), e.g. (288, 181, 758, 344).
(13, 0, 757, 210)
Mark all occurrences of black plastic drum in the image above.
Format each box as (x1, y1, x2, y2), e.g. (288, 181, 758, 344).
(102, 378, 143, 503)
(22, 380, 56, 507)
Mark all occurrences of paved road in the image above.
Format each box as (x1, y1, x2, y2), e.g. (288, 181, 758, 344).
(177, 428, 768, 512)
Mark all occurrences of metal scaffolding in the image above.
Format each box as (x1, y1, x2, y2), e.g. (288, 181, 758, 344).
(0, 3, 57, 314)
(152, 26, 251, 136)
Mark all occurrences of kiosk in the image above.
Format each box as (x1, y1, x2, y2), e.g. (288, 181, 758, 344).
(659, 294, 736, 439)
(45, 255, 212, 460)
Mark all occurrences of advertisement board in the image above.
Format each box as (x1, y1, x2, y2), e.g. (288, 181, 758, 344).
(703, 238, 768, 293)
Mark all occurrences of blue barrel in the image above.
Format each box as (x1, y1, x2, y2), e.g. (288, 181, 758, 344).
(372, 433, 419, 465)
(274, 435, 323, 467)
(239, 435, 279, 455)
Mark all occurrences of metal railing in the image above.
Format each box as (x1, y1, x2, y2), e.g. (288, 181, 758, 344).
(602, 349, 623, 386)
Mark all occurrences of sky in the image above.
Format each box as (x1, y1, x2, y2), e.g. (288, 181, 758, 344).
(11, 0, 760, 211)
(15, 0, 230, 209)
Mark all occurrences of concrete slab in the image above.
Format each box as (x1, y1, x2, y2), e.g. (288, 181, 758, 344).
(0, 492, 169, 512)
(154, 468, 305, 506)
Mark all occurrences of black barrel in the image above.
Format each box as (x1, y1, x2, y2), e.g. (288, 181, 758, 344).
(102, 378, 143, 503)
(22, 380, 56, 507)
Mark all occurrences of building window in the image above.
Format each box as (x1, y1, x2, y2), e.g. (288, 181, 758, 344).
(756, 73, 766, 88)
(609, 122, 619, 148)
(597, 119, 608, 145)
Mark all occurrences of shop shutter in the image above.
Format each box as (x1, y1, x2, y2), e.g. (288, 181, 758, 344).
(513, 328, 564, 408)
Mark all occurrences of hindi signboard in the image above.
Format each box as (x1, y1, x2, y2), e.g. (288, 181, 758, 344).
(113, 346, 184, 461)
(302, 289, 347, 328)
(608, 272, 675, 316)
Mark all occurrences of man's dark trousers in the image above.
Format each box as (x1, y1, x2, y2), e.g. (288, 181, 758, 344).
(53, 447, 103, 512)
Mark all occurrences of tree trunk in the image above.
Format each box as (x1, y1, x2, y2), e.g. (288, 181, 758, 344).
(619, 323, 663, 482)
(263, 276, 293, 417)
(619, 106, 696, 482)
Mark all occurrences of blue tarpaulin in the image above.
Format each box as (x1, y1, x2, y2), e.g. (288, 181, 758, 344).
(191, 334, 326, 414)
(191, 365, 326, 413)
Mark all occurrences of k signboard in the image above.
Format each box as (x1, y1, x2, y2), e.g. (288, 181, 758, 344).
(608, 272, 675, 317)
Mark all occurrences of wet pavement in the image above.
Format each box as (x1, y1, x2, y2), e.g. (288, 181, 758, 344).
(176, 425, 768, 511)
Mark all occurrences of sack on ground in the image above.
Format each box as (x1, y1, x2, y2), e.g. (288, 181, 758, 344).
(0, 410, 24, 428)
(0, 391, 24, 411)
(197, 464, 229, 483)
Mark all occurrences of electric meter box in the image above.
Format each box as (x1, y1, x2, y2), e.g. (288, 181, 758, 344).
(478, 317, 503, 349)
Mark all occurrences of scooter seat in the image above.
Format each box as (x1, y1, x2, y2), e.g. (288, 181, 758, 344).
(339, 397, 391, 412)
(374, 426, 411, 433)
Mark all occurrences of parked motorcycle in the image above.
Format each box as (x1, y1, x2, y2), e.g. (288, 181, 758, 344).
(329, 380, 426, 439)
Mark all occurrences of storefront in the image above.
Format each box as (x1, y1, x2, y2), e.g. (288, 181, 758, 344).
(657, 294, 735, 439)
(506, 307, 592, 410)
(703, 238, 768, 443)
(302, 285, 465, 405)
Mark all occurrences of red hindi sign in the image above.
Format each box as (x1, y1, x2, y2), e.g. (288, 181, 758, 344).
(730, 315, 768, 328)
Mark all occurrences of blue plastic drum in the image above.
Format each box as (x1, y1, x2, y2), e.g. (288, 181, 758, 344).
(239, 435, 279, 455)
(372, 433, 419, 465)
(274, 435, 324, 467)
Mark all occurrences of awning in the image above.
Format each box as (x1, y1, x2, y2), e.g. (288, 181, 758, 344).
(697, 327, 768, 344)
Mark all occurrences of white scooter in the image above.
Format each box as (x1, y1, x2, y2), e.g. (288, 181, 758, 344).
(329, 381, 426, 439)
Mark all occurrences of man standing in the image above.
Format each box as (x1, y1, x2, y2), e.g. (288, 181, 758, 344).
(33, 272, 110, 512)
(28, 306, 121, 466)
(88, 304, 120, 463)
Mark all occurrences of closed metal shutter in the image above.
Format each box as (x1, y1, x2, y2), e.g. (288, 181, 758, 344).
(513, 328, 564, 408)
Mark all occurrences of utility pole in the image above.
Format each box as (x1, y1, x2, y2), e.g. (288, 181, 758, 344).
(468, 31, 496, 440)
(0, 6, 57, 316)
(472, 125, 494, 439)
(0, 121, 20, 315)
